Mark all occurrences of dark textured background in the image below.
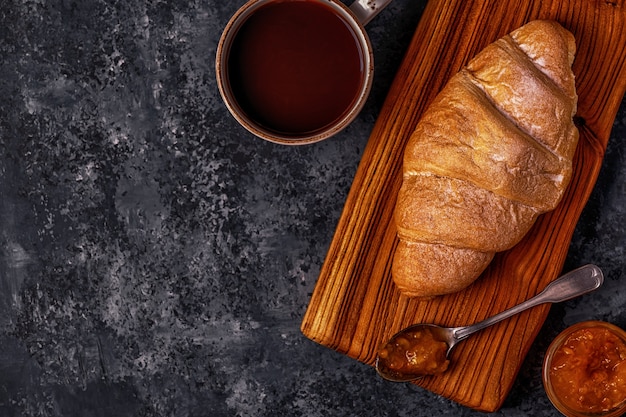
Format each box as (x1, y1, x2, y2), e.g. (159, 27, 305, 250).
(1, 1, 624, 416)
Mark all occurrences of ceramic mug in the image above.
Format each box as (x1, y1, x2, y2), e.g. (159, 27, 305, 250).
(215, 0, 392, 145)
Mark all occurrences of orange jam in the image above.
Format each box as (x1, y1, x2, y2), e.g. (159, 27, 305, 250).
(543, 321, 626, 417)
(378, 325, 450, 378)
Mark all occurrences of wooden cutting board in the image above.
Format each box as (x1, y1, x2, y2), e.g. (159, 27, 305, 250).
(301, 0, 626, 412)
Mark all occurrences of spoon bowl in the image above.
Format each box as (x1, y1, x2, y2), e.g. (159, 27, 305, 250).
(376, 264, 604, 382)
(375, 324, 454, 382)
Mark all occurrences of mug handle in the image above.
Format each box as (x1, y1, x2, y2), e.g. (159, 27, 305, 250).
(349, 0, 393, 26)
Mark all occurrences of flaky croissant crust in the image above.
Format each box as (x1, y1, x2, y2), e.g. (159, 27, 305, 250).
(393, 20, 579, 298)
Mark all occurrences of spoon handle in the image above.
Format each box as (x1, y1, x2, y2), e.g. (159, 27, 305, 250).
(453, 264, 603, 342)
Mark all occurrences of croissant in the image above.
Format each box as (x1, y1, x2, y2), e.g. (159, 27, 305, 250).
(392, 20, 579, 298)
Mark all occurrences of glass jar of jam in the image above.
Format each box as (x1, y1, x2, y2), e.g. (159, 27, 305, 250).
(543, 321, 626, 417)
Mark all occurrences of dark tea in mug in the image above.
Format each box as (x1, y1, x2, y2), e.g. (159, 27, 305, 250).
(226, 0, 367, 136)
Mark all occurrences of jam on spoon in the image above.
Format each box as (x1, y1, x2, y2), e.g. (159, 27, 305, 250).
(376, 264, 604, 382)
(377, 324, 450, 380)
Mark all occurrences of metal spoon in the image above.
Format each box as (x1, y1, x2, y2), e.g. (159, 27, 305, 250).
(376, 264, 604, 382)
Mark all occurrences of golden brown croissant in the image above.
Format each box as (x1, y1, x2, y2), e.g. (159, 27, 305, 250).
(392, 20, 578, 298)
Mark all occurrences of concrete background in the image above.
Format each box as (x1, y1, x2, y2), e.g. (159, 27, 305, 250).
(1, 1, 624, 416)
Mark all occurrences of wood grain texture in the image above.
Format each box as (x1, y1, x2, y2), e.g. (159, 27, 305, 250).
(301, 0, 626, 412)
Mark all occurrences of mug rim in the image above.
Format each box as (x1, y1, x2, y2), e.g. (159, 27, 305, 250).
(215, 0, 374, 145)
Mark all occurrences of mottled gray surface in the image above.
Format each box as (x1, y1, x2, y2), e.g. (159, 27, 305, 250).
(0, 1, 625, 416)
